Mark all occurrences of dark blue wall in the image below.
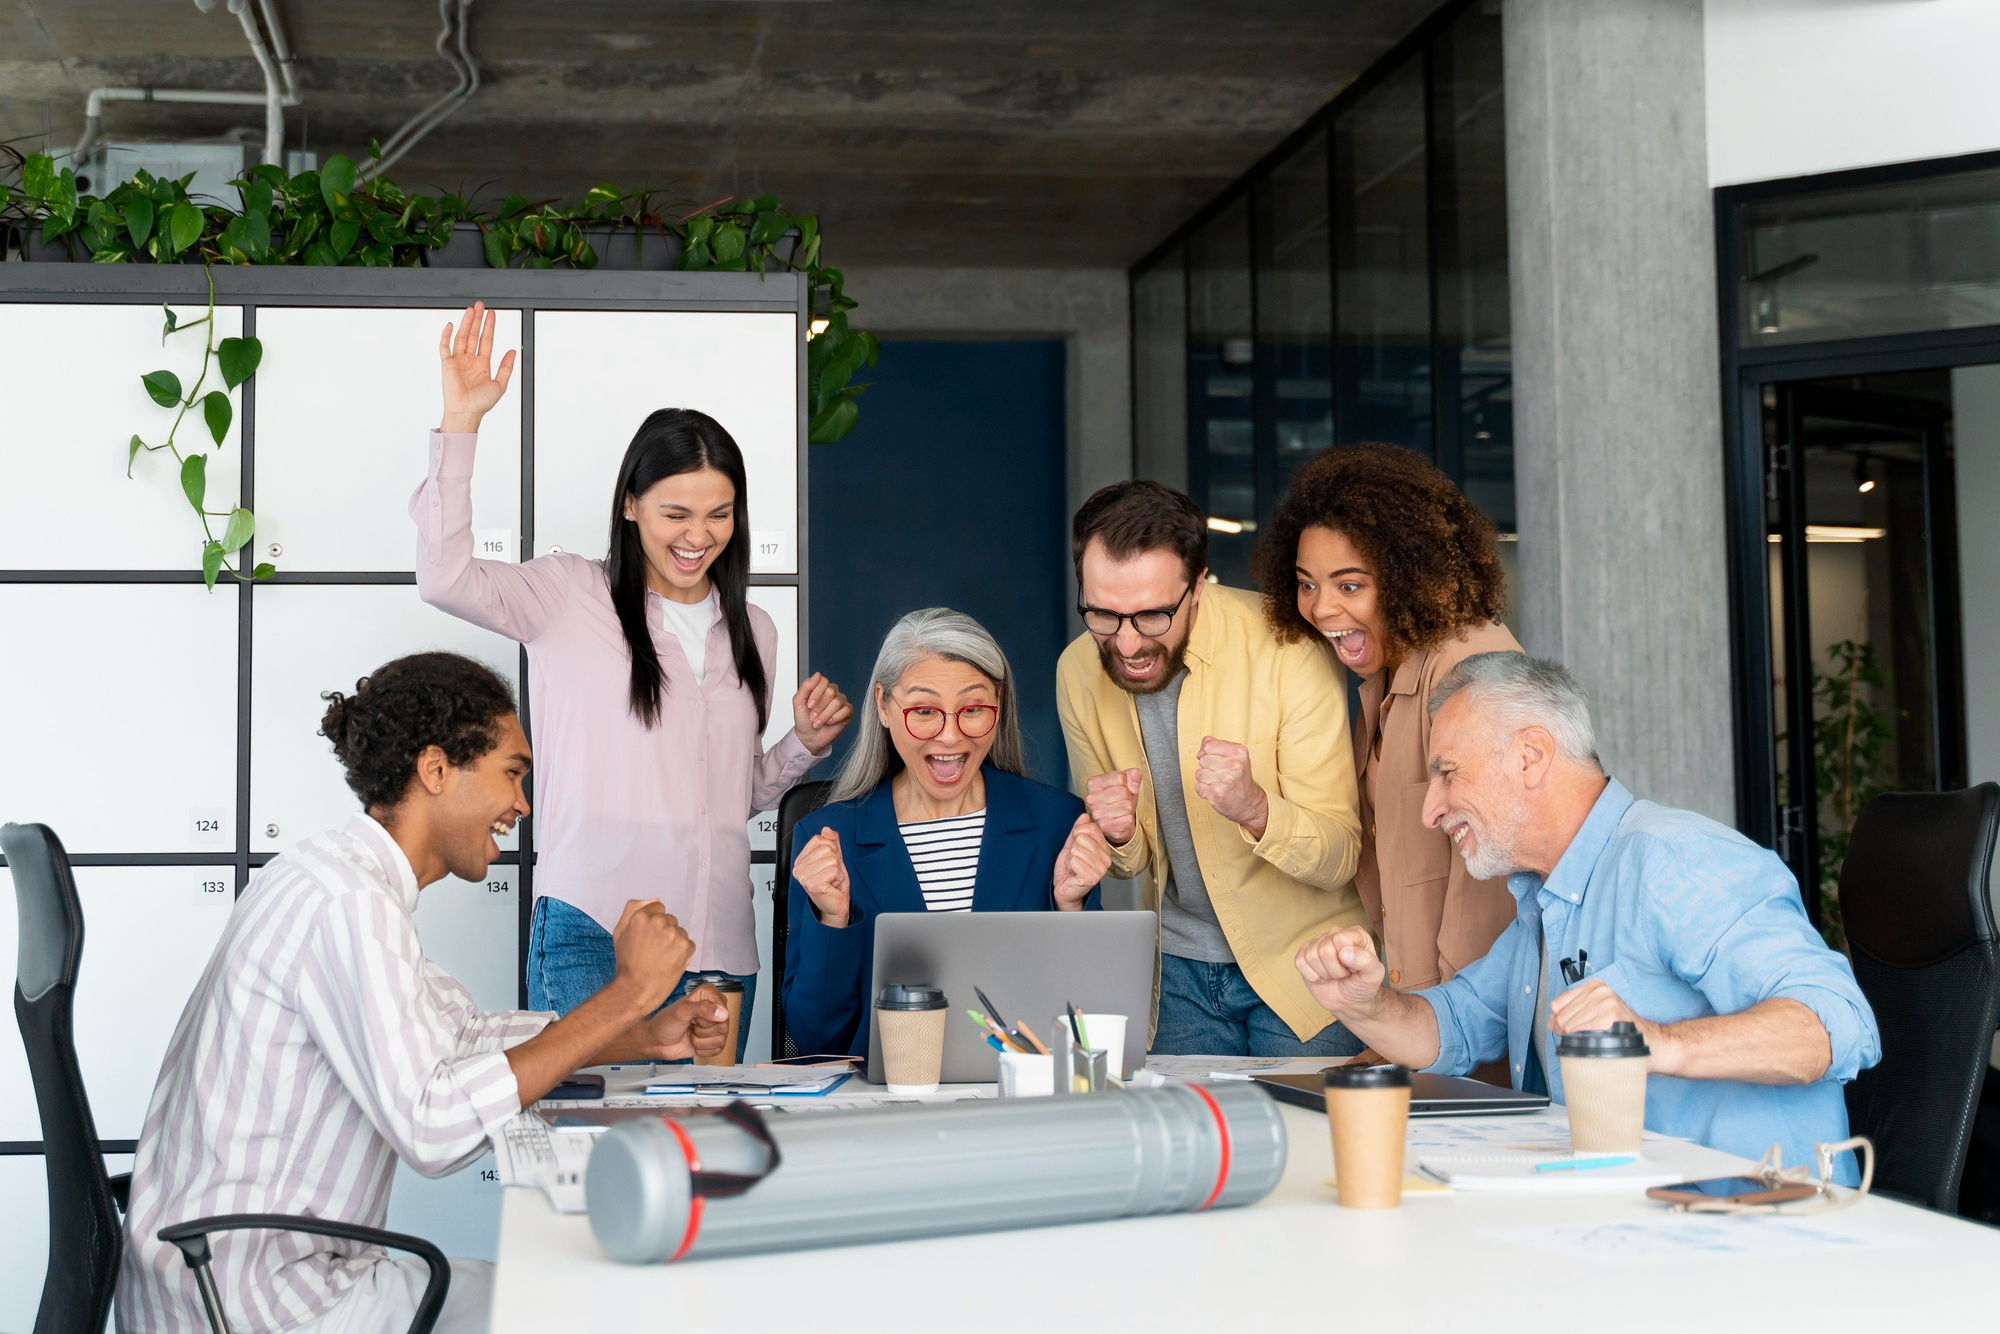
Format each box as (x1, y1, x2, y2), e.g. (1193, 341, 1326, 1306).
(807, 339, 1071, 787)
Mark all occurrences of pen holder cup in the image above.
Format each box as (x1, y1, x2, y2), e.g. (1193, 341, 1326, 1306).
(1053, 1014, 1129, 1080)
(997, 1048, 1054, 1097)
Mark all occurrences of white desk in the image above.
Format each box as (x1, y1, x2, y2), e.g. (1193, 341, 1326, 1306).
(492, 1096, 2000, 1332)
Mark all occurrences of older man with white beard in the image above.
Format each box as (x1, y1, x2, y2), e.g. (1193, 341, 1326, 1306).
(1293, 652, 1881, 1181)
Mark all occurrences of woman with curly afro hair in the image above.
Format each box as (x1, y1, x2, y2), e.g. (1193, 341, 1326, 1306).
(1258, 444, 1521, 996)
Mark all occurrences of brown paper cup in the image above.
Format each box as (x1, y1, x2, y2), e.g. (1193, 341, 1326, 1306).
(691, 987, 743, 1068)
(1326, 1085, 1411, 1208)
(878, 1007, 948, 1092)
(1559, 1053, 1648, 1152)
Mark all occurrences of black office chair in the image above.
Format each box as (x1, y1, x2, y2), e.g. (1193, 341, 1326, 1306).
(1835, 785, 2000, 1213)
(2, 821, 450, 1334)
(770, 780, 835, 1058)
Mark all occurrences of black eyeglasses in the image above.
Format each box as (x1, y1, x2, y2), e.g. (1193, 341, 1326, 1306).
(1078, 582, 1193, 639)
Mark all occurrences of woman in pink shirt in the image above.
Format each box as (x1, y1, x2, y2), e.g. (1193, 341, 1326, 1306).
(414, 303, 852, 1051)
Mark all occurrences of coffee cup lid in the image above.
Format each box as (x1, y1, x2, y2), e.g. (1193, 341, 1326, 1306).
(1322, 1062, 1412, 1089)
(1556, 1020, 1649, 1057)
(876, 983, 947, 1011)
(687, 972, 744, 993)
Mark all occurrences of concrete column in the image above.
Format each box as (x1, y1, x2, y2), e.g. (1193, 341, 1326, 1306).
(1504, 0, 1736, 823)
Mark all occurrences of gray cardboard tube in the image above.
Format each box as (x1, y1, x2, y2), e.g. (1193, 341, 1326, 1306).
(586, 1081, 1288, 1263)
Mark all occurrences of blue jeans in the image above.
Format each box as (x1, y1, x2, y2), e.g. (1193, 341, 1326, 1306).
(525, 895, 756, 1062)
(1151, 954, 1365, 1058)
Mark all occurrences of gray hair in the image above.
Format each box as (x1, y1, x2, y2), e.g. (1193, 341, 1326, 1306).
(1427, 652, 1603, 772)
(827, 607, 1028, 803)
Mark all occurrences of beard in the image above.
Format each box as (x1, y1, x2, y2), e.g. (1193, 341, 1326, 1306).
(1094, 633, 1191, 696)
(1448, 794, 1530, 881)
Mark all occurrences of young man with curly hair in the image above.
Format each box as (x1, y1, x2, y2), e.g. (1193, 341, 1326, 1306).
(1057, 481, 1367, 1057)
(119, 652, 730, 1334)
(1261, 443, 1522, 995)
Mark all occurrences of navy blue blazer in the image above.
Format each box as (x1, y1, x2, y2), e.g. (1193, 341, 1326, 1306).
(782, 765, 1102, 1059)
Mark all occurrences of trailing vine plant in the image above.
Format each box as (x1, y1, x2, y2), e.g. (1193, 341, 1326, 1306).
(1809, 637, 1894, 953)
(133, 270, 271, 588)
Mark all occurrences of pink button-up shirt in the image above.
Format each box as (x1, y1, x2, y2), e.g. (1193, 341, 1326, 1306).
(413, 431, 817, 972)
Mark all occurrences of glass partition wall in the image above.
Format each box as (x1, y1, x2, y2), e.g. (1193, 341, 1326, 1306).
(1131, 0, 1511, 591)
(1720, 150, 2000, 938)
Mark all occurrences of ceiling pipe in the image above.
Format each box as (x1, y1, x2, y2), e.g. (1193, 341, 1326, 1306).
(362, 0, 477, 182)
(69, 0, 301, 172)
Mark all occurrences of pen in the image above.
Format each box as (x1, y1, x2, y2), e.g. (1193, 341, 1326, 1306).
(967, 1009, 1025, 1052)
(1534, 1154, 1635, 1174)
(1067, 1003, 1089, 1050)
(1012, 1021, 1050, 1055)
(984, 1035, 1006, 1053)
(974, 986, 1013, 1036)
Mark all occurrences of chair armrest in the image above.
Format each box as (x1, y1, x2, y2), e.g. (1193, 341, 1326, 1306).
(108, 1172, 130, 1213)
(157, 1214, 448, 1334)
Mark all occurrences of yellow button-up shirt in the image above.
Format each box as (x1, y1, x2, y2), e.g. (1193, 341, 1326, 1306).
(1056, 584, 1366, 1040)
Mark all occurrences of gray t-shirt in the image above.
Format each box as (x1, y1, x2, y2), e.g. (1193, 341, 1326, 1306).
(1134, 670, 1234, 963)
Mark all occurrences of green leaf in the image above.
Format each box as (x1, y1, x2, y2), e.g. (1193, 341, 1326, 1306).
(808, 397, 860, 445)
(127, 434, 145, 477)
(252, 562, 277, 580)
(711, 221, 745, 263)
(203, 390, 233, 444)
(217, 336, 262, 389)
(181, 452, 207, 512)
(748, 211, 791, 246)
(219, 506, 255, 553)
(225, 211, 270, 261)
(330, 219, 360, 260)
(303, 241, 338, 266)
(168, 201, 204, 255)
(161, 303, 178, 341)
(482, 227, 507, 269)
(201, 540, 225, 590)
(126, 196, 154, 248)
(23, 153, 54, 201)
(319, 154, 358, 212)
(142, 369, 183, 407)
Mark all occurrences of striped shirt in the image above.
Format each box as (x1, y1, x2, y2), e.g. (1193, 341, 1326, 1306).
(117, 814, 553, 1333)
(899, 811, 986, 912)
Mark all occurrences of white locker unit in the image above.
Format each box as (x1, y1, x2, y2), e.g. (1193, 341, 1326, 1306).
(0, 269, 807, 1288)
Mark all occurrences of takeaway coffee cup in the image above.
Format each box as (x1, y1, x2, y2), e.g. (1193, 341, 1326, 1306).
(876, 983, 949, 1093)
(1557, 1021, 1650, 1152)
(1323, 1064, 1412, 1209)
(688, 974, 744, 1067)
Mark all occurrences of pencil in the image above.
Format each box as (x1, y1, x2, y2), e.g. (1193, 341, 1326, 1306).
(1012, 1021, 1050, 1055)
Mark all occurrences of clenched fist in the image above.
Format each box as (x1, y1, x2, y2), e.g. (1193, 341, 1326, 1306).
(1053, 813, 1113, 910)
(637, 984, 733, 1061)
(610, 899, 695, 1015)
(793, 827, 851, 928)
(1085, 768, 1142, 846)
(1194, 737, 1268, 839)
(1294, 925, 1388, 1018)
(793, 672, 853, 754)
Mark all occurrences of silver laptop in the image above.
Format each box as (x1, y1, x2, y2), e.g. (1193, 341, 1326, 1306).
(865, 911, 1158, 1085)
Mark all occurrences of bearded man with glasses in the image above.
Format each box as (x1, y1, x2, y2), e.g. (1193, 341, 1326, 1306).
(1057, 481, 1369, 1058)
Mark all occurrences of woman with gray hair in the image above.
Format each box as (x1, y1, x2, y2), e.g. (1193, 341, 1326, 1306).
(783, 608, 1113, 1059)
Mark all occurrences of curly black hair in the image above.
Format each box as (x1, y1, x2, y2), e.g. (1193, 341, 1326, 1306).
(1255, 444, 1507, 657)
(318, 652, 519, 812)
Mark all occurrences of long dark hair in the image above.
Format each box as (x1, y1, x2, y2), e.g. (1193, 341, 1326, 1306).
(605, 409, 768, 731)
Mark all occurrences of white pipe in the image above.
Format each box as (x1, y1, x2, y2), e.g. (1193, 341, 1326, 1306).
(364, 0, 477, 181)
(255, 0, 301, 104)
(68, 0, 300, 170)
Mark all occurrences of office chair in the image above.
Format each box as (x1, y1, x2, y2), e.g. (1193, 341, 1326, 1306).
(2, 822, 450, 1334)
(770, 780, 834, 1058)
(1835, 785, 2000, 1213)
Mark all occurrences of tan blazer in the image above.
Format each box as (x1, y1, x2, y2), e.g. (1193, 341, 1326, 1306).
(1057, 585, 1367, 1042)
(1352, 620, 1522, 992)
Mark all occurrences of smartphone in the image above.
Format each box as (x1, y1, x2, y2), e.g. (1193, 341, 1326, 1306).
(1645, 1175, 1818, 1207)
(546, 1073, 605, 1100)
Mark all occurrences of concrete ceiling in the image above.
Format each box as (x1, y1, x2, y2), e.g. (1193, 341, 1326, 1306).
(2, 0, 1444, 267)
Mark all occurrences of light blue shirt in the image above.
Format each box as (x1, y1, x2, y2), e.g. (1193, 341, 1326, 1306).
(1415, 779, 1881, 1183)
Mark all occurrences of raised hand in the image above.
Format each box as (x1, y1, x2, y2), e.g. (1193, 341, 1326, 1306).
(1084, 768, 1142, 846)
(437, 300, 517, 434)
(1294, 925, 1388, 1018)
(1053, 813, 1112, 910)
(793, 827, 851, 928)
(793, 672, 853, 754)
(1194, 736, 1268, 839)
(609, 898, 696, 1015)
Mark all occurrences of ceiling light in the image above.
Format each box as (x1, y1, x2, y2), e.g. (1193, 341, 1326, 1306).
(1806, 524, 1887, 543)
(808, 318, 829, 339)
(1207, 516, 1252, 534)
(1854, 455, 1874, 494)
(1857, 479, 1876, 493)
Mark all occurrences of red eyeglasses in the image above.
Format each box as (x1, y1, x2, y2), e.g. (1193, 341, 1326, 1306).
(900, 704, 999, 740)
